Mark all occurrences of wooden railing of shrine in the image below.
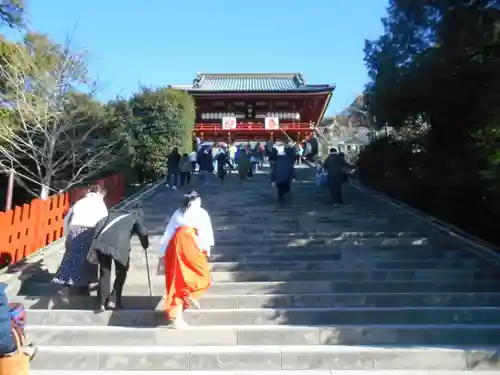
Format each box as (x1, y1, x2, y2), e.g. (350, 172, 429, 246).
(0, 173, 125, 268)
(194, 122, 314, 131)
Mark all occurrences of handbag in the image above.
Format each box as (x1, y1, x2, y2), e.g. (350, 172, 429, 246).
(0, 329, 30, 375)
(320, 172, 328, 187)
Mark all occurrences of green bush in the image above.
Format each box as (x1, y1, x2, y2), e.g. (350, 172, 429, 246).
(124, 87, 195, 183)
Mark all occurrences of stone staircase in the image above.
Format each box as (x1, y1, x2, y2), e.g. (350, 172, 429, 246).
(6, 166, 500, 372)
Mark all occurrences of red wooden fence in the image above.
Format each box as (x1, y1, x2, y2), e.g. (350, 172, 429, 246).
(0, 174, 125, 268)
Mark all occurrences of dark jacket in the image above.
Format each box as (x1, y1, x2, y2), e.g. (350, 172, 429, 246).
(269, 147, 279, 162)
(91, 210, 149, 267)
(216, 152, 232, 173)
(167, 151, 181, 171)
(323, 153, 348, 180)
(271, 155, 295, 184)
(197, 147, 214, 172)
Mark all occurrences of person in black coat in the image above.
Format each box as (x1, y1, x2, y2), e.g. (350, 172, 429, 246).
(197, 145, 214, 186)
(166, 147, 181, 190)
(270, 146, 296, 203)
(90, 208, 149, 311)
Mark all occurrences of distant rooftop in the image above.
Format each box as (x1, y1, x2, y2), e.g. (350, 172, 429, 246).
(169, 73, 335, 93)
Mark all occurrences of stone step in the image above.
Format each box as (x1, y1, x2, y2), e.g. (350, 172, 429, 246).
(143, 245, 456, 256)
(207, 259, 490, 271)
(131, 251, 479, 264)
(137, 269, 499, 283)
(202, 280, 500, 295)
(18, 280, 500, 297)
(26, 324, 500, 346)
(39, 255, 488, 274)
(212, 231, 423, 238)
(13, 292, 500, 310)
(205, 251, 476, 262)
(233, 243, 462, 250)
(26, 307, 500, 326)
(24, 261, 497, 284)
(200, 248, 471, 256)
(30, 268, 500, 284)
(128, 257, 491, 271)
(156, 242, 459, 251)
(28, 372, 500, 375)
(208, 237, 433, 247)
(30, 344, 496, 370)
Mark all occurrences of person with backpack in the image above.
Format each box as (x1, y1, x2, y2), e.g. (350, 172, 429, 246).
(216, 147, 233, 184)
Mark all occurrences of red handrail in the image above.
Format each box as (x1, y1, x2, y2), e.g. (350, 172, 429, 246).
(195, 122, 314, 131)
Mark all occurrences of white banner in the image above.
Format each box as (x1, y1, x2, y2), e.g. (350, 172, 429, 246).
(222, 117, 236, 130)
(265, 117, 279, 130)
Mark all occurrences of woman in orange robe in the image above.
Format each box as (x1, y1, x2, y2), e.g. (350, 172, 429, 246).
(159, 191, 214, 328)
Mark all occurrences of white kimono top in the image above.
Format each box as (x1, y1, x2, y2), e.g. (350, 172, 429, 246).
(158, 205, 214, 256)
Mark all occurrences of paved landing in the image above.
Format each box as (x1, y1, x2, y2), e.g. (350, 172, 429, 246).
(7, 166, 500, 371)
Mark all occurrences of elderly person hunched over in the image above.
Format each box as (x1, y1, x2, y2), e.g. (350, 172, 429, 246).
(90, 207, 150, 312)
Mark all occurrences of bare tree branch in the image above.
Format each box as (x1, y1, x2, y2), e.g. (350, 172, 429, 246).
(0, 36, 122, 198)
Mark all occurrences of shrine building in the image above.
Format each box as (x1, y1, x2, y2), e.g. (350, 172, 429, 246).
(169, 73, 335, 144)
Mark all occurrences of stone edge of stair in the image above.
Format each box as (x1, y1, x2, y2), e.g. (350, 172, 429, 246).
(1, 177, 166, 293)
(30, 344, 500, 371)
(31, 371, 491, 375)
(351, 181, 500, 265)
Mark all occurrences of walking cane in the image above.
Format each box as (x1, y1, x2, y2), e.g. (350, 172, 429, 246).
(144, 249, 153, 297)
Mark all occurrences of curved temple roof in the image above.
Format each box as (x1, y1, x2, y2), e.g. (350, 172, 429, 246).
(169, 73, 335, 93)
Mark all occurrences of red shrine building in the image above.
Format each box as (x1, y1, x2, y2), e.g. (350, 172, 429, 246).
(169, 73, 335, 144)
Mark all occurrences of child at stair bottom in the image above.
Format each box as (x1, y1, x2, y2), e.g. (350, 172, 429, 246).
(0, 284, 37, 364)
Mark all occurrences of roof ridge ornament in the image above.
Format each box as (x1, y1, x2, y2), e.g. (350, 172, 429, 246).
(193, 73, 203, 88)
(296, 73, 305, 86)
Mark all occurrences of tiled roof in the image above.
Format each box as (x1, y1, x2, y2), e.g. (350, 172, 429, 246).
(339, 131, 371, 145)
(326, 128, 372, 145)
(170, 73, 335, 93)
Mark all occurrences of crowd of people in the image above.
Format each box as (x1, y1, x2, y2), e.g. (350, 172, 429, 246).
(163, 137, 319, 190)
(0, 136, 352, 372)
(163, 136, 351, 206)
(164, 142, 270, 189)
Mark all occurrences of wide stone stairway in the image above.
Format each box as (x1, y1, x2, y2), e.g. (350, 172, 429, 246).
(6, 166, 500, 372)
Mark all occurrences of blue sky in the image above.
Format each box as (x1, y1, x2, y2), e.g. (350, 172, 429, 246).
(17, 0, 387, 114)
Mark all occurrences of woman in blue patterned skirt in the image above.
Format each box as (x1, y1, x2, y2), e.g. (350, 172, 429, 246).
(51, 185, 108, 307)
